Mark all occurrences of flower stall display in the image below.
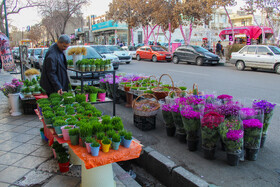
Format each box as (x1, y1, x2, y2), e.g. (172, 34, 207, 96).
(161, 103, 176, 136)
(201, 111, 224, 159)
(242, 119, 263, 161)
(181, 106, 200, 151)
(0, 78, 23, 116)
(252, 100, 276, 147)
(171, 103, 186, 142)
(217, 94, 233, 104)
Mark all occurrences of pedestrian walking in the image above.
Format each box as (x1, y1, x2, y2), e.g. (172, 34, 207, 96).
(40, 34, 70, 96)
(216, 40, 222, 58)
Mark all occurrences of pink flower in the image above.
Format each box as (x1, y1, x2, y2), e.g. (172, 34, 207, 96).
(243, 119, 263, 129)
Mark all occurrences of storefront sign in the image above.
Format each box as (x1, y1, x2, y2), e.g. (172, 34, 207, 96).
(92, 20, 127, 31)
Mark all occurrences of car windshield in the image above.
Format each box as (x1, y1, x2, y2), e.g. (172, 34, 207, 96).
(34, 49, 42, 55)
(107, 46, 124, 52)
(193, 46, 209, 53)
(269, 46, 280, 55)
(65, 47, 102, 60)
(128, 46, 137, 51)
(151, 46, 165, 51)
(92, 46, 112, 54)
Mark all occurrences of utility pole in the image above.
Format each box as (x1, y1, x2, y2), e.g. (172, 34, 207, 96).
(3, 0, 9, 38)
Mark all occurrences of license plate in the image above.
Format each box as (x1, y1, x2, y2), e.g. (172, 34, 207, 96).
(212, 61, 217, 64)
(166, 56, 171, 58)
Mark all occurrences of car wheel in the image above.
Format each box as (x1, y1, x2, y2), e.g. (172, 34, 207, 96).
(152, 55, 157, 62)
(173, 56, 179, 64)
(275, 64, 280, 74)
(251, 67, 258, 71)
(187, 62, 191, 64)
(196, 57, 203, 66)
(136, 54, 141, 61)
(126, 62, 130, 64)
(236, 61, 245, 71)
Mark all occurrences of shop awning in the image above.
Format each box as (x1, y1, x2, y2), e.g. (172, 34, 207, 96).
(219, 26, 273, 40)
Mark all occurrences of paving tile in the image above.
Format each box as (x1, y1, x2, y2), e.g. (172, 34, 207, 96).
(43, 175, 80, 187)
(20, 116, 39, 121)
(0, 166, 30, 183)
(0, 151, 7, 157)
(10, 143, 40, 155)
(24, 127, 41, 135)
(0, 164, 8, 172)
(37, 159, 59, 173)
(0, 118, 17, 124)
(9, 134, 36, 143)
(30, 146, 53, 158)
(0, 132, 20, 141)
(8, 126, 32, 133)
(23, 121, 43, 128)
(15, 170, 53, 186)
(0, 182, 10, 187)
(0, 125, 17, 131)
(26, 135, 46, 145)
(0, 152, 26, 165)
(5, 119, 26, 126)
(13, 155, 48, 169)
(0, 141, 22, 151)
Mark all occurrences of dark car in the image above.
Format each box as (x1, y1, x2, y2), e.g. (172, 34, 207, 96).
(172, 45, 220, 66)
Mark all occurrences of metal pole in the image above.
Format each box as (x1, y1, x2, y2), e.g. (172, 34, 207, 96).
(3, 0, 9, 38)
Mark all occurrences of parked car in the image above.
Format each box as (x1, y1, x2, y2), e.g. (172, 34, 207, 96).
(12, 47, 20, 62)
(172, 45, 220, 65)
(122, 46, 137, 59)
(136, 45, 172, 62)
(65, 45, 106, 86)
(91, 45, 120, 70)
(30, 48, 46, 69)
(38, 48, 49, 70)
(230, 45, 280, 74)
(106, 45, 132, 64)
(27, 48, 34, 64)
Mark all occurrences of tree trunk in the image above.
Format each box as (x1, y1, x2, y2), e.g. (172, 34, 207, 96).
(155, 26, 160, 43)
(142, 26, 146, 45)
(266, 17, 275, 43)
(179, 25, 187, 44)
(0, 18, 6, 35)
(187, 22, 193, 45)
(224, 6, 235, 44)
(127, 25, 131, 46)
(131, 28, 134, 45)
(168, 23, 172, 52)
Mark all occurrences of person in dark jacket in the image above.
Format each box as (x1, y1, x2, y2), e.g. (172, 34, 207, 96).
(40, 35, 70, 96)
(216, 40, 222, 58)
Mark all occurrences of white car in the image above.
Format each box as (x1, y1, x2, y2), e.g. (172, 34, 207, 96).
(106, 45, 132, 64)
(230, 45, 280, 74)
(91, 45, 120, 70)
(122, 46, 137, 59)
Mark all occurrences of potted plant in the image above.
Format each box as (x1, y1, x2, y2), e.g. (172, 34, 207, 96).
(61, 125, 74, 141)
(80, 60, 86, 72)
(90, 140, 101, 156)
(96, 132, 105, 149)
(85, 136, 95, 153)
(181, 106, 201, 151)
(119, 130, 126, 146)
(53, 120, 67, 137)
(90, 59, 96, 71)
(201, 111, 224, 160)
(111, 116, 124, 131)
(43, 111, 55, 125)
(22, 87, 32, 97)
(67, 60, 74, 68)
(95, 59, 101, 72)
(98, 89, 106, 102)
(112, 133, 121, 150)
(76, 94, 86, 103)
(252, 100, 276, 147)
(101, 137, 111, 153)
(79, 123, 93, 147)
(57, 152, 70, 173)
(100, 60, 105, 71)
(89, 86, 98, 102)
(85, 59, 91, 72)
(68, 128, 79, 145)
(171, 104, 186, 143)
(40, 128, 45, 140)
(161, 104, 175, 137)
(123, 131, 133, 148)
(32, 85, 41, 95)
(106, 130, 115, 141)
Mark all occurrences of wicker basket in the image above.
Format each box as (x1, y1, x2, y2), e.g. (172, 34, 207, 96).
(187, 83, 202, 95)
(148, 75, 158, 87)
(151, 74, 181, 100)
(132, 93, 160, 117)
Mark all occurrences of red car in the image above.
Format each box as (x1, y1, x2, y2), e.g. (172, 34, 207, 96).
(136, 45, 172, 62)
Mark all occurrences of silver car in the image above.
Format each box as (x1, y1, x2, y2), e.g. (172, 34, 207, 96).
(230, 45, 280, 74)
(106, 45, 132, 64)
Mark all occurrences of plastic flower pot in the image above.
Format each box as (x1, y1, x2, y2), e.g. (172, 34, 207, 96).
(40, 130, 45, 140)
(102, 141, 111, 153)
(44, 136, 49, 142)
(54, 126, 63, 137)
(123, 138, 132, 148)
(120, 136, 124, 146)
(166, 126, 176, 137)
(187, 139, 199, 152)
(85, 142, 91, 153)
(202, 146, 216, 160)
(112, 141, 121, 150)
(245, 148, 259, 161)
(69, 134, 79, 145)
(61, 126, 74, 141)
(227, 153, 240, 166)
(90, 144, 100, 156)
(98, 93, 106, 102)
(58, 161, 69, 173)
(90, 93, 97, 102)
(85, 94, 89, 102)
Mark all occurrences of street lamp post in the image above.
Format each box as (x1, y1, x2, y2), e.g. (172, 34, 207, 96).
(3, 0, 9, 38)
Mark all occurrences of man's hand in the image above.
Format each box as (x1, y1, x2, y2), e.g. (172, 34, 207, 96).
(57, 89, 63, 95)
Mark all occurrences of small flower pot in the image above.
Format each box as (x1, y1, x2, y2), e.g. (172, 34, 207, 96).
(187, 139, 199, 152)
(85, 94, 89, 102)
(245, 148, 259, 161)
(61, 126, 74, 141)
(69, 134, 79, 145)
(90, 93, 97, 102)
(120, 136, 124, 146)
(123, 138, 132, 148)
(102, 141, 111, 153)
(85, 142, 91, 153)
(58, 161, 69, 173)
(166, 126, 176, 137)
(227, 153, 240, 166)
(40, 130, 45, 140)
(90, 144, 100, 156)
(202, 146, 216, 160)
(98, 93, 106, 102)
(54, 126, 63, 137)
(112, 141, 121, 150)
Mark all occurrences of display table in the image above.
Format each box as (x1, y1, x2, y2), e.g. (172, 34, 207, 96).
(35, 109, 142, 187)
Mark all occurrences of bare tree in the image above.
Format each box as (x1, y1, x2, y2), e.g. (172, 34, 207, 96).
(26, 23, 43, 45)
(0, 0, 42, 34)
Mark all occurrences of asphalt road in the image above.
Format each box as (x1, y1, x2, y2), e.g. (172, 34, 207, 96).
(104, 59, 280, 187)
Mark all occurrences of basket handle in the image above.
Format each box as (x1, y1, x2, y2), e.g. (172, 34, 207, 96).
(158, 74, 174, 87)
(132, 93, 158, 108)
(193, 83, 198, 92)
(148, 75, 157, 82)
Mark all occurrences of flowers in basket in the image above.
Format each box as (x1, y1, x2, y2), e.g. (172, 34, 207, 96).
(0, 78, 23, 97)
(201, 111, 224, 149)
(252, 100, 276, 136)
(243, 119, 263, 149)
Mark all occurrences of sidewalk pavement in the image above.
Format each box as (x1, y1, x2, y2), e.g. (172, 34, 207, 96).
(0, 72, 139, 187)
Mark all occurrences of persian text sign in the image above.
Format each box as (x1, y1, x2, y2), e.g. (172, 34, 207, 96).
(0, 32, 15, 72)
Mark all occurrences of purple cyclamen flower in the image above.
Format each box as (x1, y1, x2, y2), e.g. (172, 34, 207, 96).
(162, 104, 172, 112)
(171, 104, 180, 113)
(252, 100, 276, 114)
(242, 119, 263, 129)
(226, 129, 244, 141)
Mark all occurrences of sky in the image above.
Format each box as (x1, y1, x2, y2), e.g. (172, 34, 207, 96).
(9, 0, 245, 30)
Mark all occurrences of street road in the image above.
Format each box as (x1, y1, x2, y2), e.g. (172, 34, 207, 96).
(107, 60, 280, 187)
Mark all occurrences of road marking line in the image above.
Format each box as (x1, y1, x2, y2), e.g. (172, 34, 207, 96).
(169, 70, 210, 76)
